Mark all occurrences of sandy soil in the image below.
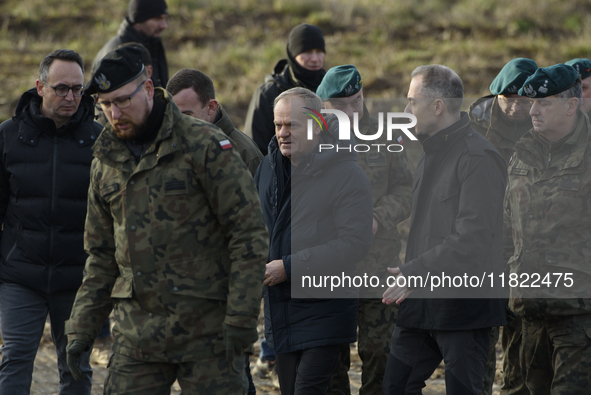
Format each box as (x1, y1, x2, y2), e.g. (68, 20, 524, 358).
(22, 320, 502, 395)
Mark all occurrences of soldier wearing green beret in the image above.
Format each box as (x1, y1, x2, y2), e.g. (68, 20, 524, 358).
(566, 58, 591, 116)
(64, 46, 269, 394)
(317, 65, 414, 395)
(469, 58, 537, 165)
(469, 58, 537, 395)
(504, 63, 591, 394)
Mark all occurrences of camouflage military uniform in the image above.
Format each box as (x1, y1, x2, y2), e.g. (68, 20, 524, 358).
(469, 95, 532, 165)
(469, 95, 533, 395)
(504, 111, 591, 394)
(329, 110, 414, 395)
(65, 89, 268, 394)
(215, 104, 263, 176)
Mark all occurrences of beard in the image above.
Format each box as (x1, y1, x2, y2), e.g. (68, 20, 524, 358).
(111, 105, 150, 141)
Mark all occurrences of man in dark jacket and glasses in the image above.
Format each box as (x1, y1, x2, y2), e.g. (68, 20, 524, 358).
(0, 48, 101, 395)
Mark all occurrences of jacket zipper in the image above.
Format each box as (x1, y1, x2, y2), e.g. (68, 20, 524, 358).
(48, 136, 58, 293)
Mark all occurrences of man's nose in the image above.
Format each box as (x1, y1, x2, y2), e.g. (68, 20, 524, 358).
(65, 89, 75, 101)
(404, 103, 412, 114)
(529, 103, 538, 116)
(111, 105, 122, 119)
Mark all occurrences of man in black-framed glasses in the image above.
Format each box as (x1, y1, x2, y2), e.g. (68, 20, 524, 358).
(41, 82, 84, 98)
(0, 49, 102, 394)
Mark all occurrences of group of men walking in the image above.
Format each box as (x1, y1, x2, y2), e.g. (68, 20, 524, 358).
(1, 1, 591, 394)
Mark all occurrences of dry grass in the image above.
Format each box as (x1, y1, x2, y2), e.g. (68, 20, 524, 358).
(1, 0, 591, 126)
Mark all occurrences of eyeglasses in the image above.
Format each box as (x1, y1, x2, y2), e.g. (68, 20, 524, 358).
(43, 82, 84, 97)
(97, 80, 147, 111)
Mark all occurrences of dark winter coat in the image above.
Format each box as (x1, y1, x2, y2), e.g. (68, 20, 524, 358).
(397, 113, 508, 330)
(244, 59, 319, 155)
(254, 120, 373, 353)
(91, 18, 168, 88)
(0, 89, 102, 294)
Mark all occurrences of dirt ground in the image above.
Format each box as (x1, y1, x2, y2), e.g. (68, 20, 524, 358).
(19, 317, 503, 395)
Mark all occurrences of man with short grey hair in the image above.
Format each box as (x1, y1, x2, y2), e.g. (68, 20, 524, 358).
(382, 64, 507, 394)
(255, 87, 373, 394)
(504, 63, 591, 395)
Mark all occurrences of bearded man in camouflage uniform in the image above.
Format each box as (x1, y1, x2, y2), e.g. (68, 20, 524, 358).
(316, 65, 414, 395)
(469, 58, 538, 395)
(504, 63, 591, 395)
(64, 46, 269, 394)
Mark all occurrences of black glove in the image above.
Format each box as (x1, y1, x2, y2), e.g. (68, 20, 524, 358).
(223, 323, 258, 366)
(66, 339, 91, 381)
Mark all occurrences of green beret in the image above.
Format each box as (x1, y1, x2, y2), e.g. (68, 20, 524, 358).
(489, 58, 538, 95)
(519, 64, 578, 98)
(316, 65, 362, 100)
(85, 46, 145, 95)
(565, 58, 591, 80)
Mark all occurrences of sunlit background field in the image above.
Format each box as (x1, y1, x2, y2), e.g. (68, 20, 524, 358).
(1, 0, 591, 126)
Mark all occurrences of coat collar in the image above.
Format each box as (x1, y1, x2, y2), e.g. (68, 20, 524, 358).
(515, 110, 590, 171)
(215, 104, 235, 137)
(92, 88, 180, 173)
(15, 88, 98, 148)
(420, 112, 471, 154)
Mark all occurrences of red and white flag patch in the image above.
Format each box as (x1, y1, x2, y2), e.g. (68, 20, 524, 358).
(397, 135, 404, 145)
(219, 139, 233, 150)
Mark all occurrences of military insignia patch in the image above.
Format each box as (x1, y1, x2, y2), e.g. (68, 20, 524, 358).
(523, 84, 537, 98)
(163, 173, 189, 194)
(507, 85, 518, 94)
(511, 168, 529, 176)
(538, 80, 549, 94)
(219, 139, 233, 150)
(344, 85, 355, 96)
(94, 73, 111, 91)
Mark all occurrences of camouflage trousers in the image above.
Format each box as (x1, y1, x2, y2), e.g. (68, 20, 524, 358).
(501, 315, 529, 395)
(482, 326, 501, 395)
(327, 298, 397, 395)
(103, 352, 248, 394)
(520, 314, 591, 395)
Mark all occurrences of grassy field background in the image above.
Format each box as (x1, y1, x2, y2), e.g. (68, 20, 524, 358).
(1, 0, 591, 126)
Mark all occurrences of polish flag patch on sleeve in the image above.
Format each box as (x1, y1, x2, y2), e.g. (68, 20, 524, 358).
(397, 135, 404, 145)
(219, 139, 233, 150)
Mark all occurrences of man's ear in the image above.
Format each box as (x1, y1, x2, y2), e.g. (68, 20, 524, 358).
(145, 79, 155, 99)
(147, 65, 154, 79)
(433, 98, 445, 116)
(208, 99, 218, 116)
(35, 79, 45, 97)
(566, 97, 579, 116)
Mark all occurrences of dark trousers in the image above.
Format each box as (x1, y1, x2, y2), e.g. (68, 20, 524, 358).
(383, 326, 490, 395)
(0, 283, 93, 395)
(275, 345, 341, 395)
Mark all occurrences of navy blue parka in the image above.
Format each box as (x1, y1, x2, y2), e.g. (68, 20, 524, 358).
(254, 119, 373, 353)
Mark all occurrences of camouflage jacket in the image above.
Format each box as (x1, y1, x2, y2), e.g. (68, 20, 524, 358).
(66, 89, 268, 362)
(355, 109, 414, 294)
(469, 95, 532, 165)
(215, 104, 263, 176)
(505, 111, 591, 320)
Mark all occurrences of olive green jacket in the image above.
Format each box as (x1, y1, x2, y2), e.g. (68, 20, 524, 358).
(469, 95, 532, 165)
(216, 104, 263, 176)
(505, 112, 591, 319)
(66, 89, 268, 362)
